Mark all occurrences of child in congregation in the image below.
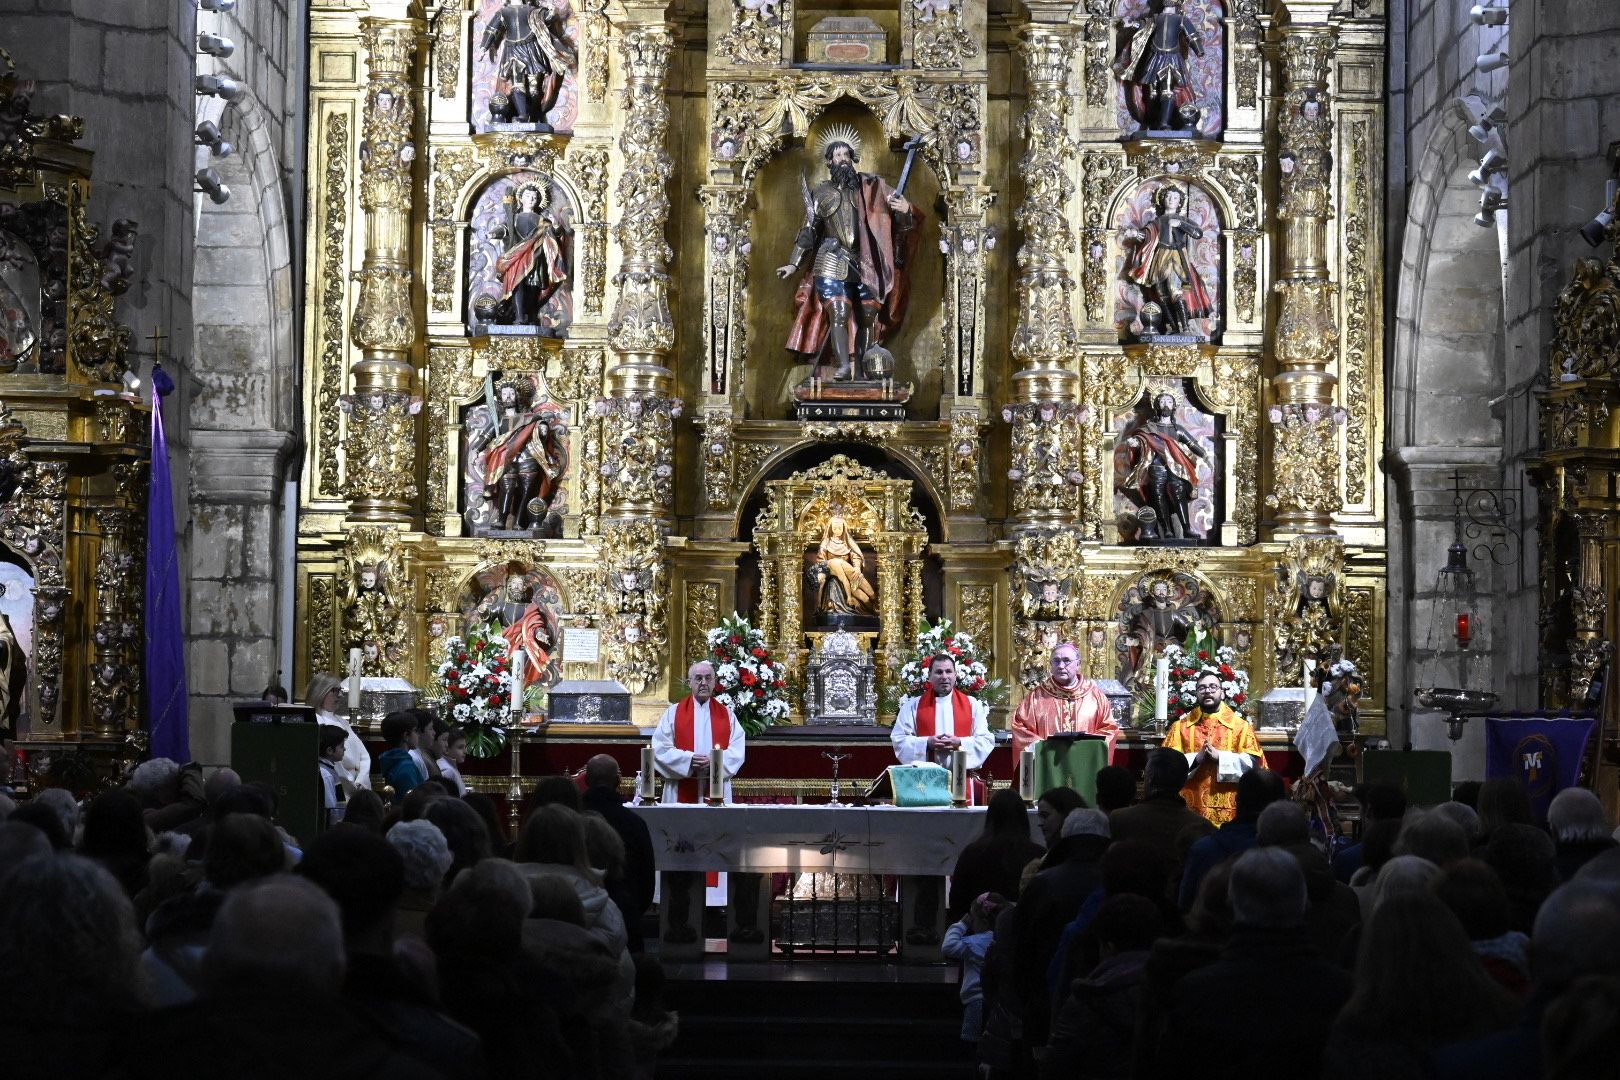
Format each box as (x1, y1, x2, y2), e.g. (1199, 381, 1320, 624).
(943, 891, 1006, 1044)
(436, 726, 469, 797)
(317, 723, 350, 827)
(377, 710, 427, 798)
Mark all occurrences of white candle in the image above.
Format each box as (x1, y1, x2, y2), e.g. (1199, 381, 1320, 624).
(1018, 748, 1037, 803)
(511, 648, 526, 718)
(639, 745, 657, 803)
(1154, 657, 1170, 721)
(707, 750, 724, 804)
(1303, 659, 1316, 716)
(347, 648, 362, 711)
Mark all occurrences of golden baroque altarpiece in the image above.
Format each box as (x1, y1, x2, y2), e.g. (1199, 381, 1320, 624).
(298, 1, 1390, 735)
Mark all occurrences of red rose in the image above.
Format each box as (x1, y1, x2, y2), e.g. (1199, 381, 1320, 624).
(1197, 650, 1210, 661)
(773, 680, 785, 689)
(488, 695, 501, 707)
(754, 687, 765, 698)
(752, 647, 767, 659)
(730, 635, 741, 644)
(1220, 665, 1234, 678)
(457, 652, 469, 663)
(1233, 692, 1246, 705)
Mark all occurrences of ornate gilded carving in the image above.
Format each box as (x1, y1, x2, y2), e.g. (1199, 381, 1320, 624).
(4, 456, 70, 728)
(341, 389, 421, 506)
(318, 113, 350, 495)
(1231, 0, 1262, 109)
(1342, 586, 1373, 663)
(562, 145, 611, 315)
(947, 411, 985, 513)
(1009, 527, 1085, 689)
(1267, 403, 1346, 518)
(89, 508, 137, 735)
(65, 195, 134, 383)
(1549, 257, 1620, 381)
(341, 526, 413, 678)
(1012, 27, 1079, 367)
(94, 400, 130, 445)
(733, 439, 773, 497)
(911, 0, 976, 69)
(1266, 536, 1344, 678)
(429, 147, 480, 312)
(958, 583, 995, 656)
(552, 345, 605, 403)
(1004, 400, 1087, 518)
(698, 409, 735, 511)
(357, 21, 417, 215)
(718, 0, 789, 66)
(594, 391, 681, 513)
(425, 567, 464, 615)
(431, 3, 461, 99)
(582, 0, 610, 103)
(608, 26, 675, 357)
(0, 48, 83, 187)
(1080, 150, 1127, 323)
(685, 582, 721, 666)
(600, 518, 668, 694)
(942, 185, 996, 397)
(1341, 117, 1372, 505)
(309, 576, 337, 678)
(350, 266, 415, 352)
(425, 346, 477, 526)
(700, 185, 751, 395)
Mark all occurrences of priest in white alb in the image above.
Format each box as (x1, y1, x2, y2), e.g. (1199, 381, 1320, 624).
(892, 653, 995, 771)
(652, 660, 747, 804)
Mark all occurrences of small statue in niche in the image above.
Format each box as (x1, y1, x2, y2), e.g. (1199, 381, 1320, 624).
(471, 377, 567, 536)
(481, 0, 576, 131)
(1114, 0, 1207, 136)
(1122, 185, 1215, 338)
(1115, 392, 1210, 542)
(488, 183, 570, 330)
(471, 570, 560, 681)
(806, 512, 878, 621)
(342, 560, 408, 678)
(1118, 572, 1218, 687)
(777, 127, 921, 382)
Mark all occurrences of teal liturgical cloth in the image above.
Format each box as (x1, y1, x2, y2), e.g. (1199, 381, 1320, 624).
(1032, 737, 1110, 805)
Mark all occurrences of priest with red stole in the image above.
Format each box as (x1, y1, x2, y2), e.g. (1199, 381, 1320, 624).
(892, 654, 995, 772)
(652, 660, 747, 804)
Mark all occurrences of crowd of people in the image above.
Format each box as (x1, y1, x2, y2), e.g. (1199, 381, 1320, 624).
(943, 753, 1620, 1079)
(0, 751, 671, 1080)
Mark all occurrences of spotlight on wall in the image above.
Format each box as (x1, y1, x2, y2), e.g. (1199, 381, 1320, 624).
(1469, 4, 1508, 26)
(1476, 52, 1510, 74)
(1468, 149, 1507, 188)
(197, 32, 237, 58)
(193, 120, 234, 158)
(1474, 188, 1506, 228)
(1467, 105, 1506, 145)
(195, 167, 231, 205)
(199, 0, 239, 11)
(194, 74, 246, 103)
(1580, 179, 1619, 248)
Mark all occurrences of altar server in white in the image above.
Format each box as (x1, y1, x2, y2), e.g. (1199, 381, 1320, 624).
(892, 653, 995, 770)
(652, 660, 748, 804)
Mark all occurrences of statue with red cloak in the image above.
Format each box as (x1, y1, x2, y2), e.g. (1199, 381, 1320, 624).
(775, 127, 922, 381)
(1114, 392, 1210, 542)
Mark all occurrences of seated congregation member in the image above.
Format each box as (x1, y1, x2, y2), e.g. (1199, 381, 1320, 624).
(1035, 786, 1089, 856)
(1331, 781, 1406, 882)
(426, 797, 494, 883)
(1432, 858, 1532, 998)
(1256, 801, 1360, 965)
(892, 653, 995, 772)
(581, 754, 657, 952)
(948, 788, 1044, 922)
(1109, 747, 1211, 873)
(1546, 787, 1616, 880)
(409, 708, 447, 788)
(943, 891, 1005, 1044)
(436, 726, 470, 798)
(652, 660, 746, 804)
(1042, 894, 1162, 1080)
(1323, 892, 1518, 1080)
(1177, 766, 1285, 910)
(1163, 670, 1264, 826)
(318, 723, 350, 827)
(377, 709, 427, 799)
(1010, 642, 1118, 769)
(1093, 766, 1136, 816)
(129, 756, 208, 834)
(308, 671, 372, 792)
(387, 818, 453, 941)
(1151, 848, 1352, 1080)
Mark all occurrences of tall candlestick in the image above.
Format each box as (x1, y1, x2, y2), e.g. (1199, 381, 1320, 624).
(1018, 747, 1037, 805)
(949, 749, 968, 807)
(1154, 657, 1170, 722)
(347, 648, 362, 711)
(1303, 659, 1316, 717)
(638, 745, 657, 804)
(707, 751, 724, 805)
(511, 648, 526, 719)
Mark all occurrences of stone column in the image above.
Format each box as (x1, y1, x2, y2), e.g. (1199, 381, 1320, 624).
(1267, 10, 1343, 536)
(346, 14, 422, 525)
(605, 16, 677, 526)
(1008, 4, 1085, 534)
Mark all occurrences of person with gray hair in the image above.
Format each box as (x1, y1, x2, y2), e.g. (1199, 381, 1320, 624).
(581, 752, 656, 953)
(388, 818, 454, 941)
(1431, 880, 1620, 1080)
(1256, 799, 1311, 848)
(1547, 787, 1616, 880)
(1393, 807, 1471, 868)
(130, 756, 208, 833)
(1151, 847, 1352, 1079)
(32, 786, 80, 840)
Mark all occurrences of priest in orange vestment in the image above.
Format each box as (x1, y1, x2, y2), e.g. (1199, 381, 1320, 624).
(1010, 642, 1120, 768)
(1163, 670, 1264, 825)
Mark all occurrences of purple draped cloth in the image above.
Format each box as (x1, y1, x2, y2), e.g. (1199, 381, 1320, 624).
(145, 364, 189, 762)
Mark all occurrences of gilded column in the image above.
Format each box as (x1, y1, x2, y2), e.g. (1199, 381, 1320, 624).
(605, 18, 677, 525)
(1008, 4, 1085, 534)
(1267, 12, 1343, 535)
(346, 15, 422, 524)
(1567, 511, 1612, 705)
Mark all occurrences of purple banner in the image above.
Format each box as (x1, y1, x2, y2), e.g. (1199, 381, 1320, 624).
(1484, 717, 1595, 824)
(144, 365, 189, 762)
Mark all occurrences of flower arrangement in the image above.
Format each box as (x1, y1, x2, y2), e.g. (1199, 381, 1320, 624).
(1159, 626, 1249, 726)
(706, 612, 791, 736)
(436, 626, 513, 758)
(896, 617, 1009, 705)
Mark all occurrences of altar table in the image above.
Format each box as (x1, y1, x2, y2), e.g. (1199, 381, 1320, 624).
(633, 803, 1040, 961)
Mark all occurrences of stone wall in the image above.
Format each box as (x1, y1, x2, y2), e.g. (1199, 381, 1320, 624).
(0, 1, 305, 764)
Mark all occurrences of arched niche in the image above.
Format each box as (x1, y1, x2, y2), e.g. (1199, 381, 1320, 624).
(465, 171, 579, 338)
(1109, 177, 1224, 343)
(743, 101, 945, 417)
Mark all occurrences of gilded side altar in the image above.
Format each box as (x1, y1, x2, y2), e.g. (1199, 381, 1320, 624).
(297, 1, 1390, 739)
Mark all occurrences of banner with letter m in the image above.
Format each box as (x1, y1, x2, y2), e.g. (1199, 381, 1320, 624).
(1483, 717, 1596, 824)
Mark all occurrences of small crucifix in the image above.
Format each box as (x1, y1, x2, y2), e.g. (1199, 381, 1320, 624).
(147, 326, 167, 366)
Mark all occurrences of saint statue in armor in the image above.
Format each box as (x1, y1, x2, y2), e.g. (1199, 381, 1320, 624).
(471, 377, 567, 536)
(481, 0, 576, 130)
(1114, 0, 1207, 135)
(1122, 185, 1214, 338)
(1115, 392, 1210, 542)
(776, 126, 921, 382)
(488, 182, 570, 330)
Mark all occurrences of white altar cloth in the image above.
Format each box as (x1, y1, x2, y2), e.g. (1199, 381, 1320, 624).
(632, 804, 1039, 877)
